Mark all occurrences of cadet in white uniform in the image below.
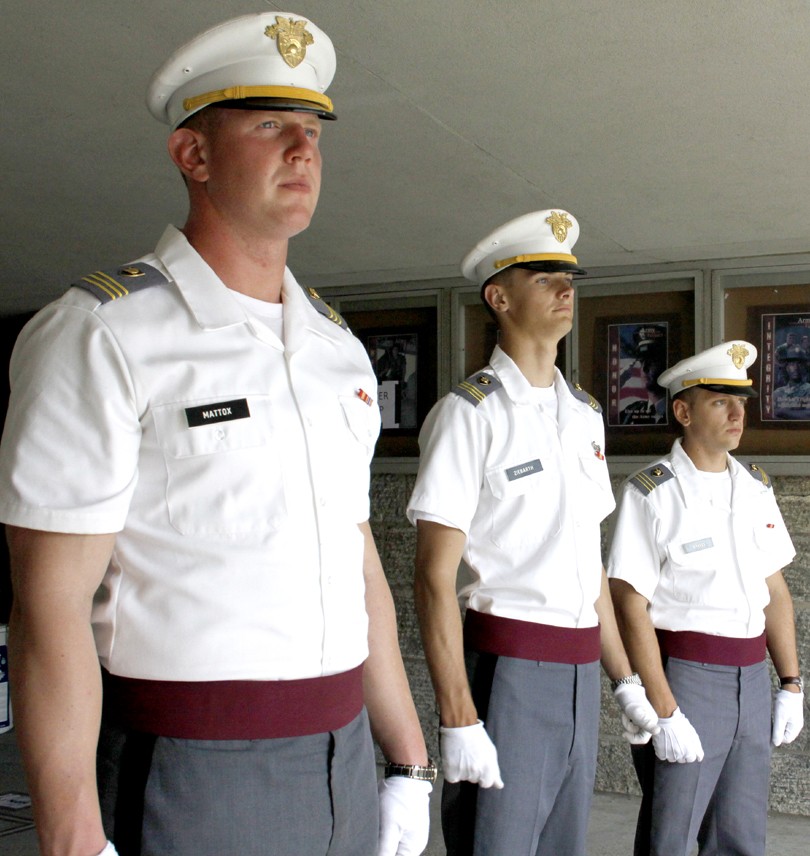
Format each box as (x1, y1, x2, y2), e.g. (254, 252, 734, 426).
(608, 341, 805, 856)
(408, 210, 659, 856)
(0, 12, 432, 856)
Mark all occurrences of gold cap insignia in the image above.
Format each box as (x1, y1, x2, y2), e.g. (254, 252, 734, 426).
(478, 375, 492, 385)
(265, 16, 315, 69)
(119, 266, 145, 278)
(308, 287, 321, 300)
(651, 467, 664, 477)
(545, 211, 573, 244)
(727, 343, 749, 370)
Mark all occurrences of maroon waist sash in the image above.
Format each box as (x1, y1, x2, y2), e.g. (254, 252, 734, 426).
(463, 609, 601, 664)
(656, 630, 766, 667)
(102, 663, 364, 740)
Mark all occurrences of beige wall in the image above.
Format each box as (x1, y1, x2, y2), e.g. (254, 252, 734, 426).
(371, 471, 810, 816)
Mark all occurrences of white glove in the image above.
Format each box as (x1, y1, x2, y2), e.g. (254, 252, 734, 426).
(772, 690, 805, 747)
(440, 720, 504, 788)
(96, 843, 119, 856)
(613, 682, 661, 745)
(652, 707, 704, 763)
(376, 776, 432, 856)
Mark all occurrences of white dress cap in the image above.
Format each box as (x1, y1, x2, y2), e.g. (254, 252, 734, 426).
(658, 340, 758, 398)
(461, 209, 586, 287)
(147, 12, 337, 128)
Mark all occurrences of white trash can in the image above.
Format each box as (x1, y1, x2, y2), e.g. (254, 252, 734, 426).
(0, 624, 12, 733)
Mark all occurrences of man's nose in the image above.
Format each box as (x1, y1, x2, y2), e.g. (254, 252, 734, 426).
(286, 126, 316, 160)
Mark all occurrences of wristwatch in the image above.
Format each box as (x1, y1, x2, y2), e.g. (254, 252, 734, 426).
(611, 673, 643, 692)
(383, 759, 438, 783)
(779, 675, 804, 692)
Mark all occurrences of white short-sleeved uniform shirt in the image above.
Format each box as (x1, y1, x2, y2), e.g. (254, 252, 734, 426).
(607, 438, 795, 637)
(0, 226, 381, 681)
(407, 346, 615, 628)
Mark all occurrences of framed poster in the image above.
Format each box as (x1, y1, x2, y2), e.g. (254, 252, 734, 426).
(576, 281, 696, 457)
(341, 304, 438, 458)
(717, 270, 810, 459)
(748, 306, 810, 426)
(366, 330, 420, 431)
(606, 321, 671, 428)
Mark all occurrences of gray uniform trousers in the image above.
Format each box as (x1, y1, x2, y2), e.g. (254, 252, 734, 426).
(442, 651, 600, 856)
(97, 707, 379, 856)
(631, 658, 772, 856)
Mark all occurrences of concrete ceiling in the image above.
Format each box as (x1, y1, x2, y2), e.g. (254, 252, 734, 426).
(4, 1, 810, 314)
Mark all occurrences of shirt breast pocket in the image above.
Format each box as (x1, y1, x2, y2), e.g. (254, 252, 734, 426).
(485, 464, 561, 548)
(576, 448, 614, 521)
(338, 395, 379, 455)
(664, 539, 718, 604)
(152, 396, 286, 538)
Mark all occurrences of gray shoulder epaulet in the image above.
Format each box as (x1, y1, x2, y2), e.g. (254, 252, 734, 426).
(452, 371, 503, 406)
(743, 461, 772, 489)
(566, 380, 603, 413)
(71, 262, 168, 304)
(629, 463, 675, 496)
(304, 286, 348, 330)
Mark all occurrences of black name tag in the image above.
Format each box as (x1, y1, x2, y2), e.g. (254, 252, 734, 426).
(185, 398, 250, 428)
(506, 459, 543, 481)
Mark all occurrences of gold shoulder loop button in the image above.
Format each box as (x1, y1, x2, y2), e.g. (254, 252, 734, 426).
(119, 266, 146, 278)
(71, 262, 169, 304)
(746, 461, 771, 488)
(303, 286, 347, 329)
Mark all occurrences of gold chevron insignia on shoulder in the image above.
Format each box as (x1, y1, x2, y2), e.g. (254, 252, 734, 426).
(452, 372, 503, 406)
(745, 461, 772, 488)
(304, 286, 347, 329)
(72, 262, 168, 304)
(566, 380, 602, 413)
(629, 463, 674, 496)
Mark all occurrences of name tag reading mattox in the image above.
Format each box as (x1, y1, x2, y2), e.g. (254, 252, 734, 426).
(185, 398, 250, 428)
(682, 537, 714, 554)
(506, 459, 543, 482)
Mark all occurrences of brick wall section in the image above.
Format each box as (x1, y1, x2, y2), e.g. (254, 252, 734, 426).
(370, 470, 810, 816)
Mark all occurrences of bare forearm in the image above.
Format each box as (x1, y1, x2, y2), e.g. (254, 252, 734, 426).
(414, 521, 477, 727)
(765, 572, 800, 681)
(8, 527, 116, 855)
(360, 522, 428, 766)
(415, 574, 477, 727)
(595, 569, 634, 681)
(609, 579, 677, 716)
(11, 610, 106, 855)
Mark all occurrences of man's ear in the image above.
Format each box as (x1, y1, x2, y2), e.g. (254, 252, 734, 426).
(167, 127, 209, 183)
(672, 396, 690, 428)
(483, 281, 508, 315)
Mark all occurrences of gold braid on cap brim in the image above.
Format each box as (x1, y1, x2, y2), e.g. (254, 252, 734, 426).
(494, 252, 579, 269)
(183, 85, 333, 114)
(681, 378, 753, 388)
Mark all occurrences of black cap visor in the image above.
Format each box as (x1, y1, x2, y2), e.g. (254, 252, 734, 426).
(512, 260, 587, 277)
(215, 97, 336, 121)
(686, 382, 758, 398)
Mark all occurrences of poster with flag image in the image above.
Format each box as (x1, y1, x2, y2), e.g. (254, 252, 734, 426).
(608, 322, 670, 427)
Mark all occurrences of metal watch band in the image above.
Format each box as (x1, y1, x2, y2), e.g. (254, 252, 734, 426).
(383, 759, 438, 783)
(610, 673, 642, 692)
